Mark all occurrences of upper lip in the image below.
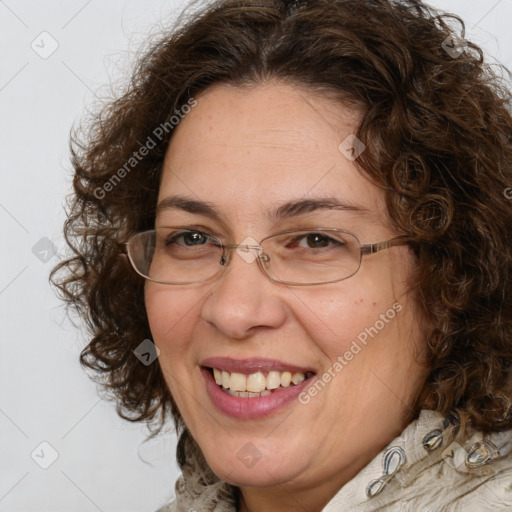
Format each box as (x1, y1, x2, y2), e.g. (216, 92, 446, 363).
(201, 357, 316, 375)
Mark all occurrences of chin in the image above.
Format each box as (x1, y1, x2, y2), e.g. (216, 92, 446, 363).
(198, 432, 311, 487)
(213, 464, 292, 488)
(203, 446, 305, 488)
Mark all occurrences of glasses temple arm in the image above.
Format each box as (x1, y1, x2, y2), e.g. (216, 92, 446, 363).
(360, 235, 413, 255)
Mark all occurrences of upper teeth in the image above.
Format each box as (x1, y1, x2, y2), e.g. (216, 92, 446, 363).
(212, 368, 306, 392)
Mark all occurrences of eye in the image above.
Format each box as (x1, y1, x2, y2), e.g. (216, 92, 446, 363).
(293, 232, 345, 249)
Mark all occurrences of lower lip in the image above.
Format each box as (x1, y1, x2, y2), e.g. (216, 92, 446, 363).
(201, 367, 314, 419)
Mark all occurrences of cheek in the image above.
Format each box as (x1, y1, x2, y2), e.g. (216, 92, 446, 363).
(144, 285, 199, 354)
(144, 286, 202, 410)
(292, 279, 409, 371)
(293, 288, 385, 348)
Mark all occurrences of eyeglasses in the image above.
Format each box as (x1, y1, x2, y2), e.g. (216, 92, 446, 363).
(125, 227, 411, 286)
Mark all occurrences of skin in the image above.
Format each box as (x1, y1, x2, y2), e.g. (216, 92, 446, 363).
(145, 81, 430, 512)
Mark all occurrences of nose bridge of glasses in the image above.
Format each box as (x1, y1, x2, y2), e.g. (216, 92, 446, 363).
(222, 239, 264, 266)
(235, 243, 263, 254)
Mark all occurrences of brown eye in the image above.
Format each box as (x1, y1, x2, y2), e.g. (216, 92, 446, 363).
(293, 233, 345, 249)
(304, 233, 331, 248)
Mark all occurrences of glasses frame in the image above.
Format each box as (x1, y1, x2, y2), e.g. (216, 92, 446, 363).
(125, 228, 413, 286)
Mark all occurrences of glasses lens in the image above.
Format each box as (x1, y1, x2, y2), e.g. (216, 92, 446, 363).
(261, 229, 361, 284)
(127, 229, 223, 284)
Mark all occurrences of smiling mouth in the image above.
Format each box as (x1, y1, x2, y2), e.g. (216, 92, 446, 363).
(205, 367, 316, 398)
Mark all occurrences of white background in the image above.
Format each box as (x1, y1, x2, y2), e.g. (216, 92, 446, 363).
(1, 1, 511, 511)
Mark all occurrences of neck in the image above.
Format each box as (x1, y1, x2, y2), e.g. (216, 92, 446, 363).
(236, 448, 379, 512)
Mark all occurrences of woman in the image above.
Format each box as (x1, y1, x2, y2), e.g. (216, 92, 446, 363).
(51, 0, 512, 510)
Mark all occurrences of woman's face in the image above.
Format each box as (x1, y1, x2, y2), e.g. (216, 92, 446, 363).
(145, 82, 429, 503)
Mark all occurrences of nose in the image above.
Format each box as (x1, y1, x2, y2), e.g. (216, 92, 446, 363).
(200, 246, 288, 339)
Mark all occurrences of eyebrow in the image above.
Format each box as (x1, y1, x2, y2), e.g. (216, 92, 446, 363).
(157, 195, 220, 217)
(271, 197, 369, 219)
(156, 195, 370, 221)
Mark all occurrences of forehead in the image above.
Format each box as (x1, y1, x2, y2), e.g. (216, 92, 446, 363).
(158, 82, 387, 226)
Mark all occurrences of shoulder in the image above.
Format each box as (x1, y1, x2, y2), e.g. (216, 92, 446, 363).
(324, 410, 512, 511)
(374, 411, 512, 511)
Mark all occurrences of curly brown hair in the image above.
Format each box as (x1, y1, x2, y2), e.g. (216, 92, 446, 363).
(51, 0, 512, 443)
